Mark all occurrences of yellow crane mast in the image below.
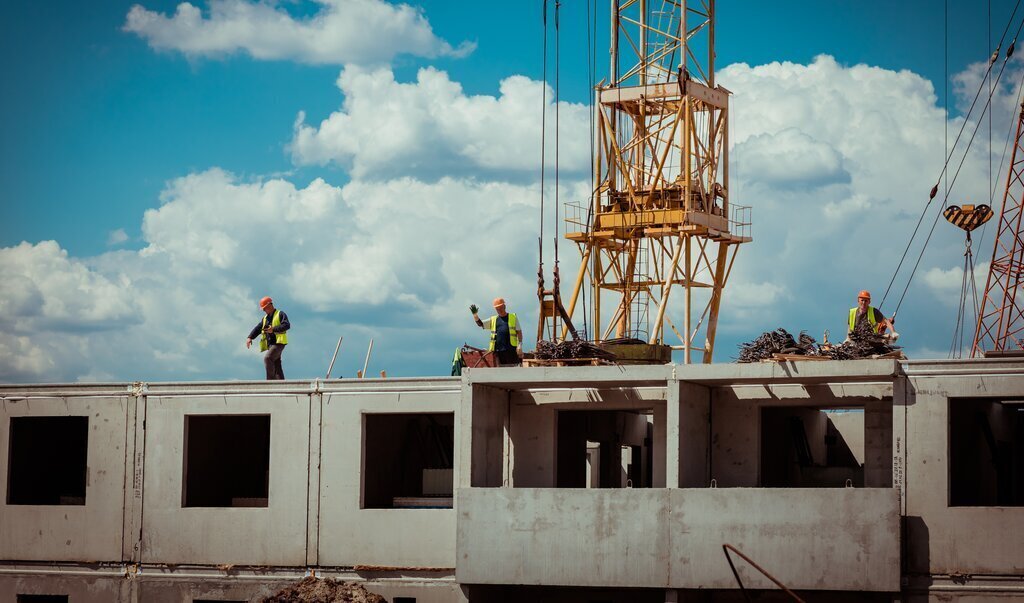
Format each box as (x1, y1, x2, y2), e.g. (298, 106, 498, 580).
(562, 0, 751, 363)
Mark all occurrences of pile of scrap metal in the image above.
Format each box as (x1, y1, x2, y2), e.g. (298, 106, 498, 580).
(534, 339, 617, 361)
(737, 323, 903, 362)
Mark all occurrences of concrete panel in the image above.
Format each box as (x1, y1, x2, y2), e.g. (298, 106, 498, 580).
(827, 411, 865, 465)
(0, 396, 129, 562)
(457, 488, 899, 591)
(318, 389, 458, 568)
(679, 359, 899, 385)
(469, 385, 508, 488)
(710, 397, 758, 487)
(140, 394, 310, 566)
(863, 400, 893, 487)
(0, 570, 126, 602)
(510, 403, 556, 487)
(456, 488, 670, 587)
(904, 374, 1024, 576)
(679, 383, 710, 487)
(666, 488, 900, 591)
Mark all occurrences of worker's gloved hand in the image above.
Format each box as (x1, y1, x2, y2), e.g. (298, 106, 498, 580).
(245, 338, 252, 349)
(469, 304, 479, 315)
(517, 345, 523, 357)
(888, 331, 900, 341)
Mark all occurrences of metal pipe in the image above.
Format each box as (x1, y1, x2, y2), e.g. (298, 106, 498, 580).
(361, 338, 374, 379)
(325, 336, 344, 379)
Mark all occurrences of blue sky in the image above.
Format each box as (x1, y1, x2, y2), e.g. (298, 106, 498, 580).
(1, 0, 1021, 382)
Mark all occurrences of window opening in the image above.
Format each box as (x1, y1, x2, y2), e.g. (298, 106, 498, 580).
(950, 397, 1024, 506)
(183, 415, 270, 507)
(363, 413, 454, 509)
(760, 408, 864, 487)
(8, 416, 88, 505)
(557, 410, 651, 488)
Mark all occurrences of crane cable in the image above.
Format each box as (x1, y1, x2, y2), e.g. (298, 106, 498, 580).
(555, 1, 561, 271)
(581, 0, 598, 339)
(949, 232, 981, 358)
(880, 4, 1024, 318)
(538, 0, 548, 283)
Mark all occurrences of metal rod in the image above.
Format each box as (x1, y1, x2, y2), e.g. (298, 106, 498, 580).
(325, 336, 344, 379)
(722, 543, 806, 603)
(361, 339, 374, 379)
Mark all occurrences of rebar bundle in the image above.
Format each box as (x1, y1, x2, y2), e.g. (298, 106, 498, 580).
(736, 329, 816, 363)
(823, 320, 901, 360)
(534, 339, 617, 361)
(736, 324, 901, 363)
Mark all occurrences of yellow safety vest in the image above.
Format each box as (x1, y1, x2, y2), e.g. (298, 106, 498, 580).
(260, 310, 289, 351)
(488, 313, 519, 351)
(848, 307, 879, 334)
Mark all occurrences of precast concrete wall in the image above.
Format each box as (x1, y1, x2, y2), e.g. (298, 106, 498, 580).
(140, 389, 311, 566)
(0, 391, 129, 562)
(898, 359, 1024, 598)
(317, 381, 460, 568)
(456, 487, 900, 591)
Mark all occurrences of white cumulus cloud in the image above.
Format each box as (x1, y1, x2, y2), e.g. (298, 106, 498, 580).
(8, 53, 1024, 381)
(123, 0, 474, 65)
(290, 66, 590, 181)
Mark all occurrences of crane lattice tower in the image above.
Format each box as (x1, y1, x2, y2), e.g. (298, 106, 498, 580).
(973, 99, 1024, 355)
(563, 0, 751, 363)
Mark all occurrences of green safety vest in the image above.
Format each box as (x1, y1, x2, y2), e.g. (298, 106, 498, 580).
(848, 307, 878, 334)
(260, 310, 289, 351)
(488, 313, 519, 351)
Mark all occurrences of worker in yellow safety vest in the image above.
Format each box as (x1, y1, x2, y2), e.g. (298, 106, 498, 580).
(470, 297, 524, 366)
(848, 290, 897, 340)
(246, 296, 291, 380)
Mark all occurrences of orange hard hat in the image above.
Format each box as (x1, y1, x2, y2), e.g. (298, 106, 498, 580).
(492, 297, 506, 308)
(259, 296, 273, 309)
(857, 290, 871, 300)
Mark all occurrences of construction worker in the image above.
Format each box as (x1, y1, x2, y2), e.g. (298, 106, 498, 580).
(470, 298, 523, 366)
(848, 290, 897, 339)
(246, 296, 290, 380)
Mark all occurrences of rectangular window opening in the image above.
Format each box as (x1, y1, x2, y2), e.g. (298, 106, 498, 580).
(393, 598, 417, 603)
(183, 415, 271, 508)
(17, 596, 70, 603)
(8, 416, 88, 505)
(557, 410, 653, 488)
(759, 408, 864, 487)
(362, 413, 454, 509)
(949, 397, 1024, 506)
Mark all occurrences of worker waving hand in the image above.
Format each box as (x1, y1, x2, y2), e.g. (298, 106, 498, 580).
(470, 298, 524, 366)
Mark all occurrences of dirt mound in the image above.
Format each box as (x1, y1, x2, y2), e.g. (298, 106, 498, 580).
(263, 576, 386, 603)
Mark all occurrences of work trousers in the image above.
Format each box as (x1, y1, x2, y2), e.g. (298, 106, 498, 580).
(264, 343, 286, 380)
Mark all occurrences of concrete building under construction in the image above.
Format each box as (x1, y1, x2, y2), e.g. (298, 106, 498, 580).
(6, 0, 1024, 601)
(2, 357, 1022, 601)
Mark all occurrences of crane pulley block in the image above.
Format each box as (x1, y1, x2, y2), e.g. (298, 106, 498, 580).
(943, 204, 994, 232)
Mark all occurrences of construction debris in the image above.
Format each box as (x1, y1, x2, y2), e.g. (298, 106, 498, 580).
(534, 339, 617, 361)
(737, 323, 903, 363)
(262, 576, 385, 603)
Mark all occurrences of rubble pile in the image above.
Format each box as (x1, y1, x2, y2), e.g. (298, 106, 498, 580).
(736, 323, 902, 363)
(534, 339, 617, 361)
(263, 577, 386, 603)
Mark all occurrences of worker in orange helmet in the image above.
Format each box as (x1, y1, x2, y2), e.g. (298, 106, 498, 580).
(245, 296, 291, 380)
(848, 290, 897, 340)
(469, 297, 524, 366)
